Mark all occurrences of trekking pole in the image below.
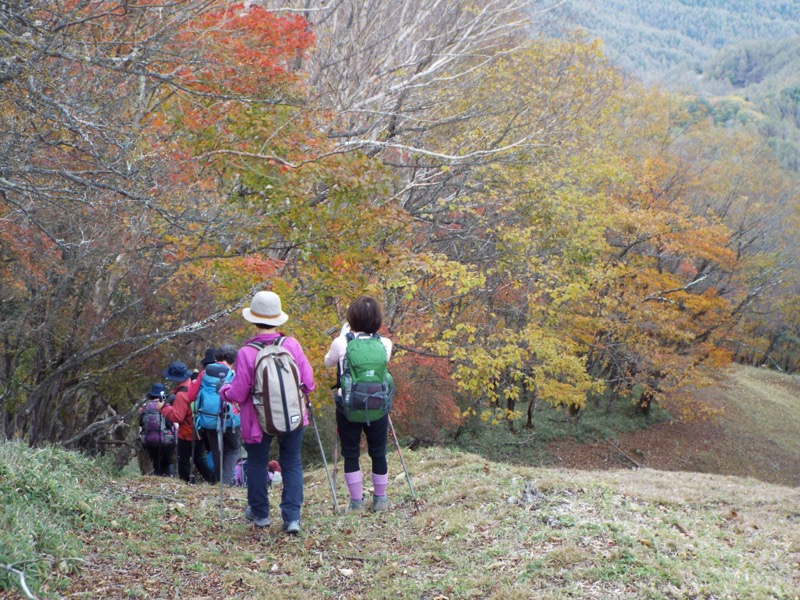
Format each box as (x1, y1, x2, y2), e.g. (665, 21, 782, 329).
(387, 414, 420, 513)
(333, 427, 339, 494)
(218, 412, 224, 529)
(305, 395, 340, 514)
(190, 438, 196, 484)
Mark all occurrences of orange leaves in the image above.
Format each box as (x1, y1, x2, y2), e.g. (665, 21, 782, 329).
(179, 4, 314, 98)
(239, 255, 282, 279)
(0, 220, 61, 291)
(390, 352, 463, 443)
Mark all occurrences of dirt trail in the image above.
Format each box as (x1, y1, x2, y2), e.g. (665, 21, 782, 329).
(546, 366, 800, 487)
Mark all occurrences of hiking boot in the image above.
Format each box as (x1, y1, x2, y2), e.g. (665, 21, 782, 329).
(348, 498, 366, 512)
(372, 495, 388, 512)
(244, 506, 270, 528)
(282, 520, 300, 535)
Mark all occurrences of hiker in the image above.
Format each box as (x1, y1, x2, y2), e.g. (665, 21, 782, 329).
(187, 347, 217, 470)
(158, 360, 216, 484)
(189, 344, 241, 486)
(139, 383, 176, 477)
(325, 295, 393, 512)
(219, 290, 316, 534)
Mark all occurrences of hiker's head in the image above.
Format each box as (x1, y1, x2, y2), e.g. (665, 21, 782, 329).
(346, 295, 383, 334)
(243, 291, 288, 327)
(162, 361, 193, 382)
(201, 347, 217, 367)
(215, 344, 237, 365)
(147, 383, 167, 399)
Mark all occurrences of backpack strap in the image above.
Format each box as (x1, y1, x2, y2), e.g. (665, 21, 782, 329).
(346, 332, 382, 342)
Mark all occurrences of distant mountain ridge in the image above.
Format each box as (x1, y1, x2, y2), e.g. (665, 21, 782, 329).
(540, 0, 800, 171)
(547, 0, 800, 82)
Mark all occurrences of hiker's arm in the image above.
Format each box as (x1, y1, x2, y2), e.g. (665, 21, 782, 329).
(159, 396, 186, 423)
(285, 337, 316, 393)
(186, 374, 202, 402)
(383, 337, 393, 362)
(324, 336, 346, 368)
(220, 346, 255, 405)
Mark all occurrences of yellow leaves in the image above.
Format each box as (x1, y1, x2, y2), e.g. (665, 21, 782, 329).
(479, 407, 521, 425)
(419, 254, 486, 294)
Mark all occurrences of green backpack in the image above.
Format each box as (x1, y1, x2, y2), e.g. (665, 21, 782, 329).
(340, 333, 394, 424)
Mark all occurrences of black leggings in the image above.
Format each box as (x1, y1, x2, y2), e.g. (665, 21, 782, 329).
(336, 410, 388, 475)
(177, 437, 215, 483)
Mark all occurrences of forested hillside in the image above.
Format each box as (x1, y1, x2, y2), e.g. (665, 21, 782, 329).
(548, 0, 800, 80)
(698, 37, 800, 171)
(548, 1, 800, 172)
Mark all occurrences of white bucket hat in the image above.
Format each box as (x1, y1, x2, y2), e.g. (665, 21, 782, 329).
(242, 291, 289, 326)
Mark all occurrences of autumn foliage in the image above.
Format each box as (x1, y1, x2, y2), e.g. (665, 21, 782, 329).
(1, 0, 797, 454)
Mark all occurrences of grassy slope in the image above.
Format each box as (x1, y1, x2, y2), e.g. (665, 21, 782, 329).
(541, 367, 800, 488)
(6, 449, 797, 598)
(3, 367, 800, 599)
(717, 367, 800, 481)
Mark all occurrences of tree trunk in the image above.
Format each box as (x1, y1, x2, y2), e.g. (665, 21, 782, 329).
(525, 390, 537, 429)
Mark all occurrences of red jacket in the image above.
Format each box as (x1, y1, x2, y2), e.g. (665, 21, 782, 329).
(159, 382, 195, 441)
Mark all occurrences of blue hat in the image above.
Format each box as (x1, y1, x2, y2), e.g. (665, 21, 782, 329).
(147, 383, 167, 398)
(162, 361, 192, 382)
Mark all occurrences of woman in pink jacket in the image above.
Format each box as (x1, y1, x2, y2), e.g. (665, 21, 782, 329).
(219, 291, 315, 534)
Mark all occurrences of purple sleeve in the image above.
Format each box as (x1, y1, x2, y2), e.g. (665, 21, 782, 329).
(283, 336, 316, 394)
(221, 345, 256, 406)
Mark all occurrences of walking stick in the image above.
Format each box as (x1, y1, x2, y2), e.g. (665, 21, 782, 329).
(305, 395, 340, 514)
(333, 427, 340, 493)
(388, 414, 420, 513)
(190, 438, 196, 484)
(218, 411, 224, 529)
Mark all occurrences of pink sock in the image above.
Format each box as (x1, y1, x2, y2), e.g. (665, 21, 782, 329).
(344, 471, 363, 501)
(372, 472, 389, 497)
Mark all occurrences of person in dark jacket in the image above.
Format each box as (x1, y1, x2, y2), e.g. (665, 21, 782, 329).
(158, 361, 215, 484)
(139, 383, 176, 477)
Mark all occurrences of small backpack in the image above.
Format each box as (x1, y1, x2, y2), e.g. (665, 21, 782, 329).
(340, 332, 394, 424)
(248, 336, 305, 436)
(140, 400, 175, 448)
(232, 458, 247, 487)
(232, 458, 282, 487)
(194, 364, 238, 431)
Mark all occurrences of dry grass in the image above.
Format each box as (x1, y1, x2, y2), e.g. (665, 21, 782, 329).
(5, 367, 800, 599)
(47, 445, 800, 600)
(549, 366, 800, 488)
